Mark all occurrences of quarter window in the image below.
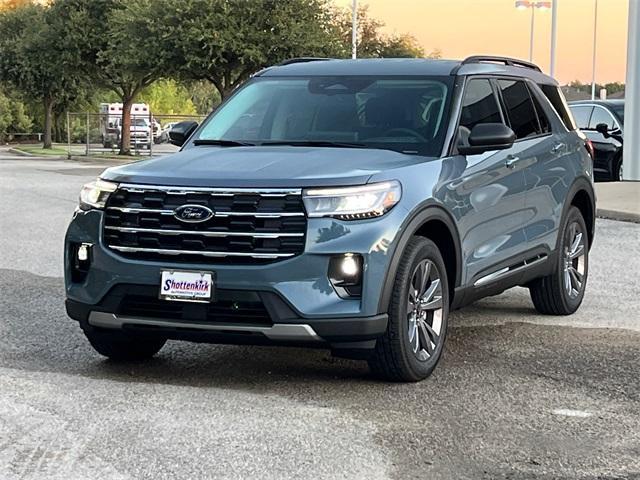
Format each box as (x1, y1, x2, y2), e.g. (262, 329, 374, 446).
(497, 79, 540, 139)
(529, 89, 551, 134)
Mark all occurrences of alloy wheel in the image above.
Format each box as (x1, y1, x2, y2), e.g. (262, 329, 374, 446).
(407, 259, 444, 361)
(563, 222, 586, 298)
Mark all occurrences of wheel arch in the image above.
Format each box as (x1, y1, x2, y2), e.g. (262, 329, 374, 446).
(565, 178, 596, 250)
(377, 203, 462, 314)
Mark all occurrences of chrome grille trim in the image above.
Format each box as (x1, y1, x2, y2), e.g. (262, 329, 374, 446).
(109, 246, 295, 259)
(106, 206, 304, 218)
(118, 183, 302, 197)
(105, 225, 304, 238)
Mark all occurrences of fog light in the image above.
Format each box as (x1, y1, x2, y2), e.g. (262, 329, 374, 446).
(329, 254, 363, 298)
(77, 243, 90, 262)
(340, 254, 359, 277)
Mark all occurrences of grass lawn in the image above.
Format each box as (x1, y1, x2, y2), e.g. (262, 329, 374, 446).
(14, 145, 71, 156)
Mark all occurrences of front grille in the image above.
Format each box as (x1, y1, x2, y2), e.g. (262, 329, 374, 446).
(103, 184, 307, 264)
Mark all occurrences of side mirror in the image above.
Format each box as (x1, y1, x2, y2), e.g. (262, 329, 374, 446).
(169, 121, 199, 147)
(458, 123, 516, 156)
(595, 122, 610, 136)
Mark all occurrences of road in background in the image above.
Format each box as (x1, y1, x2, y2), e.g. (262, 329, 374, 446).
(1, 153, 639, 479)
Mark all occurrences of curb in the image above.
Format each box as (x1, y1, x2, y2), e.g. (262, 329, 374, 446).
(8, 147, 39, 157)
(68, 155, 138, 164)
(7, 147, 66, 159)
(596, 208, 640, 224)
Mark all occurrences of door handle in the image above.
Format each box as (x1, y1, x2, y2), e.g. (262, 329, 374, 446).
(505, 155, 520, 168)
(551, 143, 565, 153)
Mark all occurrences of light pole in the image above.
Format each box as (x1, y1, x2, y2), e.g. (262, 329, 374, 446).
(591, 0, 599, 100)
(550, 0, 558, 78)
(351, 0, 357, 59)
(515, 1, 551, 63)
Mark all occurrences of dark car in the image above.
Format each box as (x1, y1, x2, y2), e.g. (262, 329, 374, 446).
(65, 56, 595, 382)
(569, 100, 624, 181)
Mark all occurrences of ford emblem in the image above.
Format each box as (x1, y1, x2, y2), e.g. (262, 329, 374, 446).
(173, 204, 214, 223)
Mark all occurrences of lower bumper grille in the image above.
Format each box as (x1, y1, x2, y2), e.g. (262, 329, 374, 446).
(103, 184, 307, 264)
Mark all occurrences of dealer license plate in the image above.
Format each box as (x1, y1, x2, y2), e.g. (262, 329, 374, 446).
(159, 270, 214, 303)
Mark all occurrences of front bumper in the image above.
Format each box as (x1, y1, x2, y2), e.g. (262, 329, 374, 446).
(65, 206, 407, 344)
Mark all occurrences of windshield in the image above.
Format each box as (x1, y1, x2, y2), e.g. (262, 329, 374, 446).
(132, 118, 149, 127)
(194, 76, 454, 156)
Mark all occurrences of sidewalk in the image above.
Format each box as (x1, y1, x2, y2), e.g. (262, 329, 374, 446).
(596, 182, 640, 223)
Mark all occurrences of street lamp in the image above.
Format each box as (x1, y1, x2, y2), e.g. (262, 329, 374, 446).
(591, 0, 599, 100)
(351, 0, 357, 59)
(515, 1, 552, 62)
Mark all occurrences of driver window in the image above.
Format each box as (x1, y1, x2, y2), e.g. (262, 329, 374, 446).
(457, 78, 502, 147)
(588, 107, 618, 131)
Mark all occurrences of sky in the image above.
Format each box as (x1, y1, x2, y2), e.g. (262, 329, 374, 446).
(336, 0, 630, 84)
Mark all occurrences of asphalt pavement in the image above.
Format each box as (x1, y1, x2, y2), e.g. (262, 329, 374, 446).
(1, 152, 639, 480)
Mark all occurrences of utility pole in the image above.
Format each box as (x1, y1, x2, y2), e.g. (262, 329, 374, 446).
(623, 0, 639, 181)
(351, 0, 357, 59)
(550, 0, 558, 77)
(591, 0, 599, 100)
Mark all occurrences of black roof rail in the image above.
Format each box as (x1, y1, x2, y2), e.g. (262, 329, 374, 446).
(276, 57, 332, 67)
(461, 55, 542, 72)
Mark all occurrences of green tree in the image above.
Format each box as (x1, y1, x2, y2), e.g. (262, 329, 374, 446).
(139, 79, 197, 116)
(152, 0, 340, 100)
(94, 0, 165, 154)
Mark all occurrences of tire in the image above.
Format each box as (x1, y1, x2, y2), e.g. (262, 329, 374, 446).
(83, 326, 166, 361)
(529, 206, 589, 315)
(611, 156, 623, 181)
(368, 237, 449, 382)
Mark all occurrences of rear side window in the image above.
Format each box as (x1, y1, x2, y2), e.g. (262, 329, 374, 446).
(529, 89, 551, 134)
(570, 106, 593, 129)
(497, 79, 540, 139)
(539, 84, 577, 130)
(459, 79, 502, 130)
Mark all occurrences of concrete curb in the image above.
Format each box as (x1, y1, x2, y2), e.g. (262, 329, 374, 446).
(7, 148, 39, 157)
(596, 208, 640, 224)
(68, 155, 138, 164)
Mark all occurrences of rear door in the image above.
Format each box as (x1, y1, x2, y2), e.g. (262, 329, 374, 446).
(495, 78, 564, 259)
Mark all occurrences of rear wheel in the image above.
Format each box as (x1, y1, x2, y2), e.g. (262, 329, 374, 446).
(369, 237, 449, 382)
(83, 326, 166, 361)
(611, 156, 623, 181)
(529, 206, 589, 315)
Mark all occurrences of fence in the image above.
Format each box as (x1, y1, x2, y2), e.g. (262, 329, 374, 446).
(66, 112, 207, 158)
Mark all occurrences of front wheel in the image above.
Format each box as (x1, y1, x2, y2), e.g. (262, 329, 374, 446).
(369, 237, 449, 382)
(529, 206, 589, 315)
(83, 326, 166, 361)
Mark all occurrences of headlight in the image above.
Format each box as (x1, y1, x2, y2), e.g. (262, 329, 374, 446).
(79, 179, 118, 210)
(303, 181, 401, 220)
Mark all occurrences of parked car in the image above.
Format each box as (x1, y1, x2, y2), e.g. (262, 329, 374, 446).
(65, 56, 595, 382)
(569, 100, 624, 181)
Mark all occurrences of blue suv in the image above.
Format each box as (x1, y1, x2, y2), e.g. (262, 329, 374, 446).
(65, 56, 595, 381)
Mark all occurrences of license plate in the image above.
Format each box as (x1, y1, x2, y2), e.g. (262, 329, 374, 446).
(159, 270, 214, 303)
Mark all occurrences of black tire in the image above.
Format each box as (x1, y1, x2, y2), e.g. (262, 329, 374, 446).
(611, 155, 623, 181)
(83, 326, 166, 361)
(368, 237, 449, 382)
(529, 206, 589, 315)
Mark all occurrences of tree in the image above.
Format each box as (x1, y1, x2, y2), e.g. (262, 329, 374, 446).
(0, 86, 32, 141)
(152, 0, 341, 100)
(331, 4, 436, 59)
(138, 80, 197, 116)
(0, 1, 103, 148)
(91, 0, 170, 154)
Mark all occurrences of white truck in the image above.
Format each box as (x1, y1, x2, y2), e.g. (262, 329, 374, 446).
(99, 103, 161, 149)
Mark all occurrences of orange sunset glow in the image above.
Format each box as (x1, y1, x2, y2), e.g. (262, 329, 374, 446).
(337, 0, 629, 84)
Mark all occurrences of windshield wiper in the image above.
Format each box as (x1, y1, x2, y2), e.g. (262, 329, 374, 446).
(193, 139, 255, 147)
(259, 140, 367, 149)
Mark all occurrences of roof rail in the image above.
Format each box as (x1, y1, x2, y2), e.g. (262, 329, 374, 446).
(276, 57, 332, 67)
(461, 55, 542, 72)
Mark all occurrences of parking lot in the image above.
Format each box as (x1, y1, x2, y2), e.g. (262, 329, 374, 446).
(1, 152, 639, 479)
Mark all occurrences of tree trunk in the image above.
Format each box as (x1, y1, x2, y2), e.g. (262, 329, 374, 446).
(119, 95, 133, 155)
(43, 96, 54, 149)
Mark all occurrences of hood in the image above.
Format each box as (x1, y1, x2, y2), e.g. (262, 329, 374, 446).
(101, 146, 429, 188)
